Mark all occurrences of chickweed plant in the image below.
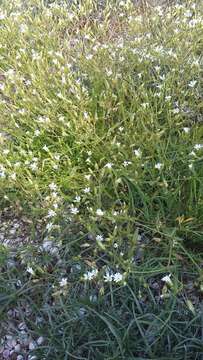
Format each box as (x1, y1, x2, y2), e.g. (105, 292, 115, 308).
(0, 0, 203, 358)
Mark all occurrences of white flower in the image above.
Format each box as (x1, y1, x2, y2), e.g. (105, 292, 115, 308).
(30, 163, 38, 171)
(155, 163, 163, 170)
(194, 144, 203, 150)
(113, 272, 123, 283)
(51, 191, 58, 199)
(61, 75, 66, 84)
(96, 234, 104, 242)
(104, 163, 113, 169)
(161, 274, 173, 286)
(141, 103, 149, 109)
(10, 173, 16, 180)
(113, 243, 118, 249)
(165, 96, 171, 101)
(83, 187, 90, 193)
(104, 271, 113, 282)
(83, 111, 89, 119)
(183, 127, 190, 133)
(74, 195, 81, 203)
(172, 108, 180, 114)
(27, 266, 34, 275)
(49, 182, 57, 191)
(96, 209, 104, 216)
(3, 149, 9, 155)
(34, 129, 40, 136)
(19, 24, 28, 33)
(188, 80, 197, 88)
(54, 154, 60, 161)
(106, 69, 112, 77)
(133, 149, 141, 157)
(57, 92, 63, 98)
(84, 269, 98, 281)
(85, 174, 91, 180)
(42, 145, 49, 152)
(59, 278, 68, 287)
(47, 209, 56, 218)
(189, 163, 193, 170)
(70, 206, 79, 215)
(123, 160, 132, 167)
(86, 54, 93, 60)
(86, 157, 91, 163)
(0, 170, 5, 178)
(0, 12, 6, 20)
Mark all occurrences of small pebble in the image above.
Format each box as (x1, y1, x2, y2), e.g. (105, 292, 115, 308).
(14, 344, 21, 352)
(29, 340, 37, 350)
(17, 355, 24, 360)
(36, 336, 44, 345)
(3, 349, 10, 359)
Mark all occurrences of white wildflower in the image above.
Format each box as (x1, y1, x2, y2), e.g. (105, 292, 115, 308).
(113, 272, 123, 283)
(134, 149, 141, 157)
(30, 162, 38, 171)
(123, 161, 132, 167)
(0, 170, 5, 178)
(86, 54, 93, 60)
(188, 80, 197, 88)
(183, 127, 190, 133)
(70, 206, 79, 215)
(141, 103, 149, 109)
(59, 278, 68, 287)
(161, 274, 173, 286)
(42, 145, 49, 152)
(47, 209, 56, 218)
(194, 144, 203, 150)
(3, 149, 9, 155)
(84, 269, 98, 281)
(84, 111, 89, 119)
(83, 187, 90, 193)
(172, 107, 180, 114)
(74, 195, 81, 203)
(155, 163, 163, 170)
(49, 182, 57, 191)
(96, 234, 104, 242)
(27, 266, 34, 275)
(19, 24, 28, 33)
(96, 209, 104, 216)
(104, 163, 113, 169)
(10, 173, 16, 180)
(104, 271, 113, 282)
(85, 174, 91, 180)
(34, 129, 40, 136)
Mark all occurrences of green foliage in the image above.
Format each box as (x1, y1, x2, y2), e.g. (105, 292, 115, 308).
(0, 0, 203, 358)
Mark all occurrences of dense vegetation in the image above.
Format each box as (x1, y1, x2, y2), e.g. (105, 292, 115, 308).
(0, 0, 203, 359)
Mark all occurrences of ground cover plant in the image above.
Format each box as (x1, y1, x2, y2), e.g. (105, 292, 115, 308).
(0, 0, 203, 358)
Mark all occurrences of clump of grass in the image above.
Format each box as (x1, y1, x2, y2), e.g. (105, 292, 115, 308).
(0, 0, 203, 358)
